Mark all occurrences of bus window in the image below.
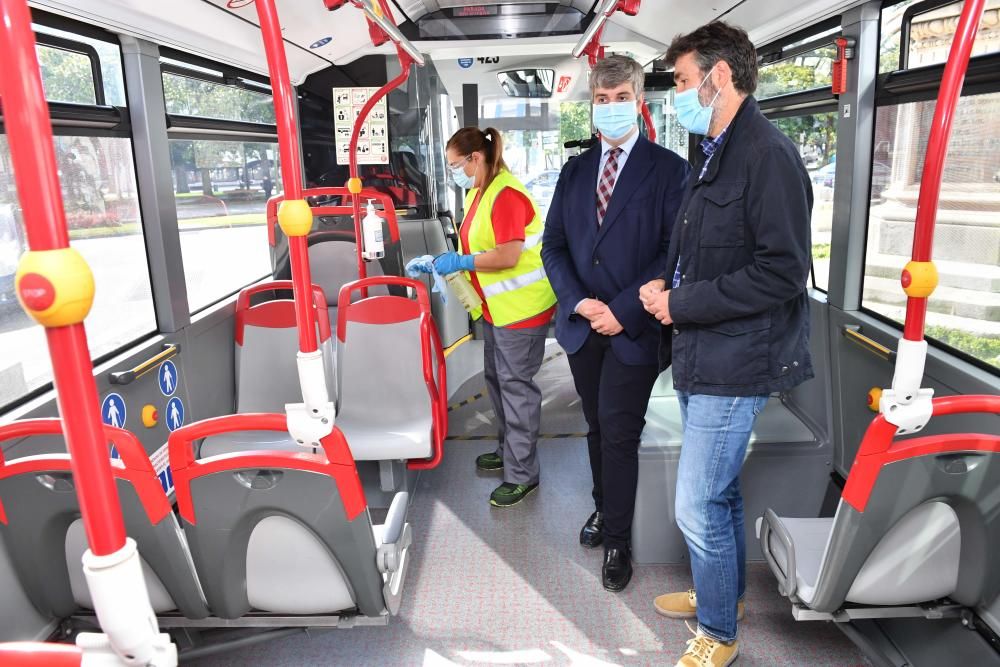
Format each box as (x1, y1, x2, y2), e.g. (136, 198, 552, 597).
(0, 133, 154, 409)
(34, 22, 126, 106)
(642, 88, 690, 159)
(880, 0, 1000, 73)
(863, 92, 1000, 370)
(168, 138, 277, 313)
(481, 99, 564, 219)
(163, 59, 278, 313)
(770, 111, 838, 291)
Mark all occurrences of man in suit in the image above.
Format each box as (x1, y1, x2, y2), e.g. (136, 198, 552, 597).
(541, 55, 690, 592)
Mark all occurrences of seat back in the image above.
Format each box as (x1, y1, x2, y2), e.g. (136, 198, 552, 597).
(267, 189, 406, 319)
(0, 420, 208, 619)
(336, 276, 446, 466)
(234, 281, 334, 413)
(798, 395, 1000, 612)
(168, 413, 386, 619)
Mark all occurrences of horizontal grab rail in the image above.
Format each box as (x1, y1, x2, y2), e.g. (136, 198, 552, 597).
(108, 343, 180, 386)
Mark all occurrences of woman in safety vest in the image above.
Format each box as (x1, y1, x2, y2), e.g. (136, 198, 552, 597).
(425, 126, 557, 508)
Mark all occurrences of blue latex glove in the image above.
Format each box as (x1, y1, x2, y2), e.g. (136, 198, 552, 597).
(405, 255, 435, 277)
(434, 252, 476, 275)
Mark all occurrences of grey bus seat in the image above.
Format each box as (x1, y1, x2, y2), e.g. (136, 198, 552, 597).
(200, 281, 335, 459)
(0, 420, 208, 619)
(758, 395, 1000, 614)
(169, 414, 413, 619)
(335, 277, 447, 466)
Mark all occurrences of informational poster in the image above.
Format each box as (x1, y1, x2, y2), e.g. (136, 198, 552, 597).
(333, 87, 389, 165)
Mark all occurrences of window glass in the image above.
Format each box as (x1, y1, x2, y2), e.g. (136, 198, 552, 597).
(36, 44, 97, 105)
(162, 72, 275, 124)
(169, 139, 278, 312)
(880, 0, 1000, 73)
(758, 45, 837, 99)
(35, 25, 126, 106)
(644, 88, 690, 159)
(770, 112, 838, 291)
(0, 135, 155, 408)
(864, 93, 1000, 369)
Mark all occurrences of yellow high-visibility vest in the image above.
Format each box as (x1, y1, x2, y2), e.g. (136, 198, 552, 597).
(460, 170, 556, 327)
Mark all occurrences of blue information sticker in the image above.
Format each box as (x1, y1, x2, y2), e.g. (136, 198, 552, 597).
(310, 36, 332, 49)
(101, 393, 126, 429)
(158, 360, 178, 397)
(166, 397, 185, 432)
(458, 58, 474, 69)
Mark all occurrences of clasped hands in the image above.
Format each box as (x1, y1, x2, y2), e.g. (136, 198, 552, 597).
(577, 298, 623, 336)
(639, 278, 672, 324)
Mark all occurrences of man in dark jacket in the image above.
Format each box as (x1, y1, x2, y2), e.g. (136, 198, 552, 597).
(639, 21, 813, 667)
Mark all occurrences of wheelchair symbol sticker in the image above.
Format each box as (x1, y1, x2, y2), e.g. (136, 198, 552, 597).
(158, 360, 177, 397)
(166, 397, 185, 432)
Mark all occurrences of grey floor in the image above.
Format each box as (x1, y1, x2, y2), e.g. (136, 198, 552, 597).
(189, 343, 867, 666)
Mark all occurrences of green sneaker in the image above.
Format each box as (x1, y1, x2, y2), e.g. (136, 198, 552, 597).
(476, 452, 503, 471)
(489, 482, 539, 508)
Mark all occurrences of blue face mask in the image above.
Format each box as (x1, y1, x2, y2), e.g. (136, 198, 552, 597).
(450, 158, 475, 189)
(592, 100, 637, 141)
(674, 66, 722, 136)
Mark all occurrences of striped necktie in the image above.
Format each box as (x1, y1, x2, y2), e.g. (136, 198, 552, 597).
(596, 147, 622, 226)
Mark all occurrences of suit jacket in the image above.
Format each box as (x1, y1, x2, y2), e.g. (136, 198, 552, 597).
(541, 135, 690, 366)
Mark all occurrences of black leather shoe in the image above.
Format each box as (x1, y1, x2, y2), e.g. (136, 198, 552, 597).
(602, 546, 632, 592)
(579, 511, 604, 548)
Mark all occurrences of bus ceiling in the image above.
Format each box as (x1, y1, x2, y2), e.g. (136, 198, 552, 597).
(28, 0, 863, 84)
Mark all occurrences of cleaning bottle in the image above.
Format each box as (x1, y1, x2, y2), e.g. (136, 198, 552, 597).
(361, 199, 385, 261)
(443, 267, 482, 314)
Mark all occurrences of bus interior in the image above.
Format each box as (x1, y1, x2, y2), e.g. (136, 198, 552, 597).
(0, 0, 998, 665)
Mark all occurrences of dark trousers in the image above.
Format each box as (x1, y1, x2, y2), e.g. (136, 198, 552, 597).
(566, 331, 659, 550)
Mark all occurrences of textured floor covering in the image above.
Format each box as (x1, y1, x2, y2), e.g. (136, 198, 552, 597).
(189, 345, 867, 666)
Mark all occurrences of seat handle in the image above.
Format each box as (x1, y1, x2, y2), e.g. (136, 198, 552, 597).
(759, 509, 797, 598)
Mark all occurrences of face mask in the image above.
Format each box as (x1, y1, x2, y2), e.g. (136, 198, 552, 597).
(592, 100, 637, 141)
(450, 158, 475, 189)
(674, 66, 723, 135)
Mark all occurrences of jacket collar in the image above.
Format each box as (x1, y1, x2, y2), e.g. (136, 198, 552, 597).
(699, 95, 757, 184)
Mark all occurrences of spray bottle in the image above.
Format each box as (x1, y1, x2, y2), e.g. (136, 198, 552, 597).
(361, 199, 385, 261)
(444, 268, 483, 314)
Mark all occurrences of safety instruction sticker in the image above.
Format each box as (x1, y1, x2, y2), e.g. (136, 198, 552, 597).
(158, 360, 177, 397)
(101, 393, 126, 429)
(333, 86, 389, 165)
(166, 396, 185, 432)
(149, 442, 174, 496)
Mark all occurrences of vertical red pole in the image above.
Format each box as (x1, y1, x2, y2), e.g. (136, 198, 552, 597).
(0, 0, 126, 556)
(902, 0, 985, 341)
(346, 0, 413, 296)
(255, 0, 319, 353)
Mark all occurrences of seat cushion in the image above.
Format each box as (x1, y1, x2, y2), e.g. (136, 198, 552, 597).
(199, 430, 304, 459)
(757, 516, 833, 604)
(337, 414, 433, 461)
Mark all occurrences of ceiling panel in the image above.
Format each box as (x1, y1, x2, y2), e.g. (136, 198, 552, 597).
(32, 0, 331, 83)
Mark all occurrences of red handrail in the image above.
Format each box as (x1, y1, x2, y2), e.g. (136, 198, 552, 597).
(0, 0, 125, 557)
(255, 0, 319, 354)
(0, 643, 82, 666)
(903, 0, 986, 341)
(266, 187, 401, 247)
(844, 394, 1000, 512)
(344, 0, 416, 292)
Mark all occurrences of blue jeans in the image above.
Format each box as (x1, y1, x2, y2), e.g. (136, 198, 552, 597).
(675, 392, 768, 643)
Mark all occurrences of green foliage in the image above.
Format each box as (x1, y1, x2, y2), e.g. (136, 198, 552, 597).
(559, 101, 592, 147)
(161, 74, 275, 123)
(925, 325, 1000, 369)
(812, 243, 831, 259)
(37, 45, 95, 105)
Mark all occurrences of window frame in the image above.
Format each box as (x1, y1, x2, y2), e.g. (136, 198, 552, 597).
(857, 2, 1000, 375)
